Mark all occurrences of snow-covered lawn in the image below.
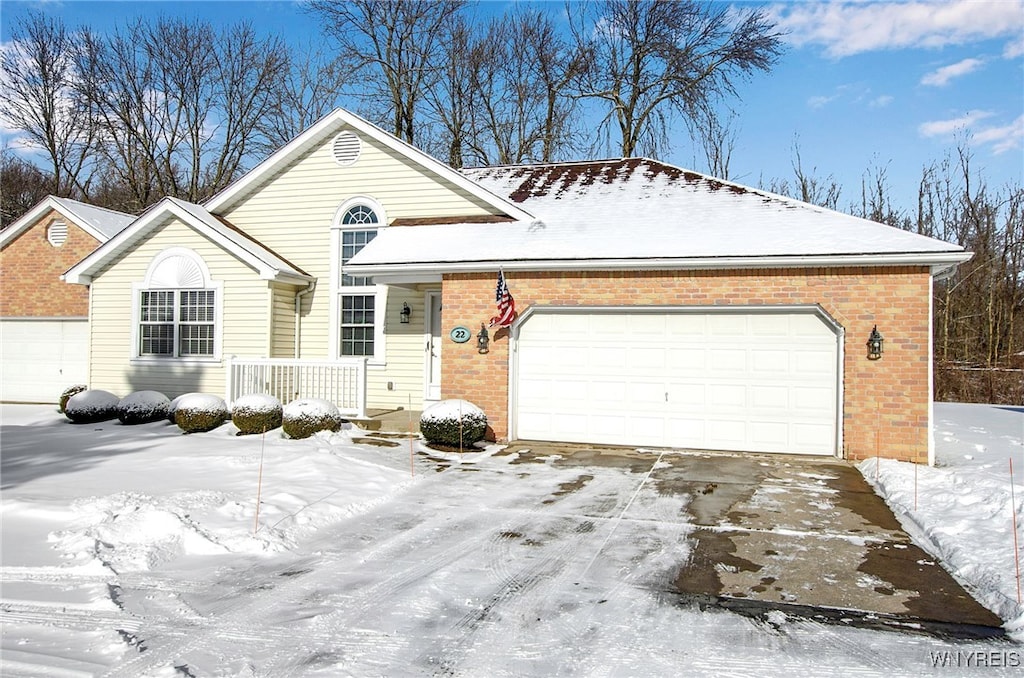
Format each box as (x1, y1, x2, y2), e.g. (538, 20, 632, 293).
(1, 402, 1021, 676)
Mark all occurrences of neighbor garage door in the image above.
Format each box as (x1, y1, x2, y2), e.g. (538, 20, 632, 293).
(514, 308, 840, 455)
(1, 319, 89, 403)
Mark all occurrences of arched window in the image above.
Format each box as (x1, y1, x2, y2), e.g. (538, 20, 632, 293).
(134, 248, 220, 359)
(334, 199, 384, 358)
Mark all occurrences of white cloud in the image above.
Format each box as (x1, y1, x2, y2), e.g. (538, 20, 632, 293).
(769, 0, 1024, 58)
(807, 93, 839, 109)
(917, 111, 1024, 154)
(973, 114, 1024, 154)
(921, 57, 985, 86)
(1004, 34, 1024, 58)
(918, 111, 994, 137)
(869, 95, 894, 108)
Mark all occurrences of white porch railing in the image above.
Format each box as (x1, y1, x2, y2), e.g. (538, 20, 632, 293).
(226, 357, 368, 418)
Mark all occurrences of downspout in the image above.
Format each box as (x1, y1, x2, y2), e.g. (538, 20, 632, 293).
(294, 281, 316, 359)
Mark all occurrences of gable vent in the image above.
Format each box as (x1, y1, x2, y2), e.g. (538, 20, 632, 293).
(47, 221, 68, 247)
(332, 131, 361, 167)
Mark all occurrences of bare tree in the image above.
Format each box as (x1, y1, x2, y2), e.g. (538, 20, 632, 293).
(569, 0, 782, 158)
(0, 148, 52, 228)
(689, 103, 737, 179)
(74, 17, 286, 209)
(256, 46, 352, 153)
(0, 12, 98, 196)
(791, 139, 841, 210)
(424, 7, 584, 167)
(422, 12, 477, 167)
(306, 0, 465, 145)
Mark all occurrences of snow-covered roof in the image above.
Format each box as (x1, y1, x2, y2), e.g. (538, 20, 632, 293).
(347, 158, 971, 278)
(0, 195, 134, 247)
(64, 197, 313, 285)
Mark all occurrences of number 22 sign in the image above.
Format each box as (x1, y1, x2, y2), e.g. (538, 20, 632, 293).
(449, 326, 472, 343)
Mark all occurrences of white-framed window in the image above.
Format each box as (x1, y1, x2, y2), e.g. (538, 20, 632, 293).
(331, 198, 386, 361)
(133, 248, 222, 361)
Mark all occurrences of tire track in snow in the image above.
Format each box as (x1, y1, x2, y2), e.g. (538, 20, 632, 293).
(97, 463, 525, 677)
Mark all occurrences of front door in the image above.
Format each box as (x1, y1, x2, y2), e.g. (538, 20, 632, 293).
(425, 292, 442, 402)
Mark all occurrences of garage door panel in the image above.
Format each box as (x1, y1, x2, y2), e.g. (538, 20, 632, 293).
(628, 347, 666, 369)
(708, 420, 746, 444)
(710, 349, 747, 371)
(516, 310, 838, 455)
(709, 383, 747, 408)
(751, 385, 788, 409)
(793, 386, 833, 411)
(669, 382, 705, 405)
(795, 350, 834, 375)
(708, 314, 747, 335)
(667, 347, 705, 370)
(751, 421, 790, 447)
(1, 320, 88, 403)
(752, 349, 789, 372)
(592, 346, 626, 368)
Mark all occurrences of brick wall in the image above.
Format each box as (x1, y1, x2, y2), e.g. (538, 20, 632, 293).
(0, 210, 98, 317)
(440, 267, 932, 462)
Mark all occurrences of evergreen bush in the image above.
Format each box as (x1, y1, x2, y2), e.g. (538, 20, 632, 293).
(174, 394, 228, 433)
(232, 394, 284, 435)
(282, 398, 342, 439)
(419, 399, 487, 448)
(117, 390, 171, 425)
(64, 390, 120, 424)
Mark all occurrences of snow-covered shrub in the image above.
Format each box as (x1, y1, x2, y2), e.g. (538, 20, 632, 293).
(59, 384, 87, 413)
(166, 393, 201, 423)
(282, 398, 342, 439)
(419, 399, 487, 448)
(117, 390, 170, 425)
(231, 393, 283, 435)
(64, 389, 120, 424)
(174, 394, 228, 433)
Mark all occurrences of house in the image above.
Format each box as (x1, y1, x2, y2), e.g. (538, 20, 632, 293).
(64, 109, 971, 463)
(0, 196, 134, 402)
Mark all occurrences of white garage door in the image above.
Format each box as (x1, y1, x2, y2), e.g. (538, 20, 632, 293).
(514, 309, 840, 455)
(1, 319, 89, 403)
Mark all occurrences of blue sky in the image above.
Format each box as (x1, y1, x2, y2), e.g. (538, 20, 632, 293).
(1, 0, 1021, 214)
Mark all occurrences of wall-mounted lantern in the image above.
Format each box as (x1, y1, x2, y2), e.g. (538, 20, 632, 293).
(477, 323, 490, 354)
(867, 325, 884, 360)
(400, 302, 411, 324)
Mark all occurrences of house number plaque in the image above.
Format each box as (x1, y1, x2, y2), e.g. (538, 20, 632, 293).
(449, 326, 472, 343)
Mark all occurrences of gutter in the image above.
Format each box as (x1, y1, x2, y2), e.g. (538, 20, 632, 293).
(294, 281, 316, 358)
(347, 251, 975, 278)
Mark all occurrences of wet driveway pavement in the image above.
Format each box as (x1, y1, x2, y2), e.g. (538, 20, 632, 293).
(499, 442, 1004, 638)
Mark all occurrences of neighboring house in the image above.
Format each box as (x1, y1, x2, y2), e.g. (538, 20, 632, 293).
(64, 109, 971, 463)
(0, 197, 134, 403)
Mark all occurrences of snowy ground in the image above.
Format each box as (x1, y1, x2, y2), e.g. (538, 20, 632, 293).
(1, 402, 1022, 676)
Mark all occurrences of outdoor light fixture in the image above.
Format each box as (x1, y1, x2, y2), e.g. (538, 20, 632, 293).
(867, 325, 884, 360)
(477, 323, 490, 354)
(400, 302, 411, 324)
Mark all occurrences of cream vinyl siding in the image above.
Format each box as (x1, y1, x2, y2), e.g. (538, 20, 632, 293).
(365, 286, 431, 409)
(88, 218, 270, 398)
(270, 283, 298, 358)
(221, 126, 504, 360)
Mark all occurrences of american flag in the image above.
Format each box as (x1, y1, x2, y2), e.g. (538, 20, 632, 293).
(489, 269, 516, 328)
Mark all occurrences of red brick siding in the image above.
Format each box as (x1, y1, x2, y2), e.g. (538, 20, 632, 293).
(440, 267, 932, 462)
(0, 210, 98, 317)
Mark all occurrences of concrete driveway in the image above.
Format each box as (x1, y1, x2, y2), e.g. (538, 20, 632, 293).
(500, 442, 1004, 638)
